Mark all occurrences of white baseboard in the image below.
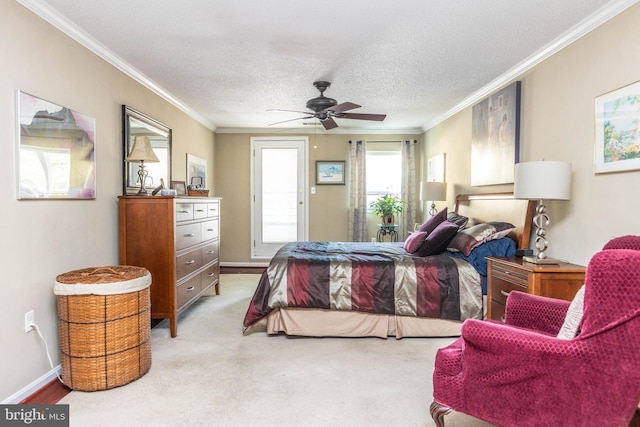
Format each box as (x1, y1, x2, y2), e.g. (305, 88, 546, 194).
(220, 262, 269, 268)
(2, 366, 61, 404)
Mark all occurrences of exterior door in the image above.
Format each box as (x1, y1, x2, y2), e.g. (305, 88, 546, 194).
(251, 137, 308, 259)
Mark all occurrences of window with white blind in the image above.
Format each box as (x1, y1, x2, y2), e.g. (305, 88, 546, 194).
(366, 143, 402, 209)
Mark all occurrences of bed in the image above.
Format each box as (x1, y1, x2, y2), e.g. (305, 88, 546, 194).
(243, 193, 534, 338)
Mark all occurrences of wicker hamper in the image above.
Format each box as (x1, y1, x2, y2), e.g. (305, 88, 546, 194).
(54, 266, 152, 391)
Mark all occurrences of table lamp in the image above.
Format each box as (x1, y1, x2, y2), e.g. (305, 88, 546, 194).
(127, 136, 159, 195)
(420, 181, 447, 218)
(514, 160, 571, 264)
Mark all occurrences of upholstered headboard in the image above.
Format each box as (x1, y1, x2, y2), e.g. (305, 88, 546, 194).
(454, 192, 534, 249)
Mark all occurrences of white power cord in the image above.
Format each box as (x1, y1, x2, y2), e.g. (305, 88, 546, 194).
(31, 322, 63, 383)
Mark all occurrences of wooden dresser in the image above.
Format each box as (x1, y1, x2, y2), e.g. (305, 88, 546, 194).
(118, 196, 221, 337)
(486, 257, 585, 322)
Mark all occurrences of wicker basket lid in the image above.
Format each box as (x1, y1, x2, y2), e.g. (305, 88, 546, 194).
(54, 266, 151, 296)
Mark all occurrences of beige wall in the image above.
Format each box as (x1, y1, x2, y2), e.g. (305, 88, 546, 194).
(423, 3, 640, 266)
(215, 133, 420, 263)
(0, 2, 214, 401)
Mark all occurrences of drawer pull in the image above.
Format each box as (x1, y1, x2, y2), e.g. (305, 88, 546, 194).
(206, 228, 214, 232)
(185, 259, 195, 265)
(500, 290, 510, 298)
(196, 209, 205, 212)
(186, 286, 195, 292)
(179, 209, 190, 213)
(207, 250, 215, 254)
(207, 272, 215, 277)
(184, 233, 195, 237)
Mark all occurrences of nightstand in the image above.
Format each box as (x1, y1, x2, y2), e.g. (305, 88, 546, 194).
(486, 257, 586, 322)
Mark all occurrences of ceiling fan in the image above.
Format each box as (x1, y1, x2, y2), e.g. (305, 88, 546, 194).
(268, 81, 386, 130)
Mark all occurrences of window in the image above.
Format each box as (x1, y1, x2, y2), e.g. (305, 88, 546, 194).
(366, 143, 402, 209)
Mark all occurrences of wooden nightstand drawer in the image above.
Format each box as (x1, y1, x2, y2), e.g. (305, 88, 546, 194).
(491, 277, 528, 306)
(486, 257, 585, 322)
(491, 264, 529, 287)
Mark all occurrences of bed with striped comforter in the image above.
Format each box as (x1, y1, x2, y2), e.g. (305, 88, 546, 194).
(243, 241, 482, 330)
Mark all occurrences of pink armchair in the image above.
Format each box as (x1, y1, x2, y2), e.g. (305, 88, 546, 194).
(430, 236, 640, 427)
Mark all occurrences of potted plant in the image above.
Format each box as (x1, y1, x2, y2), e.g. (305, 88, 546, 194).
(369, 194, 404, 224)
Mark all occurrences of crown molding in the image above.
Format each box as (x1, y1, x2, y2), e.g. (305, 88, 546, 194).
(214, 126, 423, 135)
(422, 0, 640, 132)
(16, 0, 216, 131)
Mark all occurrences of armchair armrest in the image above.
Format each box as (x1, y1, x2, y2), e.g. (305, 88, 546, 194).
(504, 291, 570, 335)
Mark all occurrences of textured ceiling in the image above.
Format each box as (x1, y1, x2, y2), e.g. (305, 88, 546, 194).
(21, 0, 636, 133)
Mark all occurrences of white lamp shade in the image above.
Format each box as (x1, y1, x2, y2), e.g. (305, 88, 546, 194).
(514, 161, 571, 200)
(420, 181, 447, 201)
(127, 136, 160, 163)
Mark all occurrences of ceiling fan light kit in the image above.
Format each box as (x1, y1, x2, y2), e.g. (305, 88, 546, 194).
(269, 81, 386, 130)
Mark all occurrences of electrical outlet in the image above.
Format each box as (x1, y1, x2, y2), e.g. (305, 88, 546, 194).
(24, 310, 34, 333)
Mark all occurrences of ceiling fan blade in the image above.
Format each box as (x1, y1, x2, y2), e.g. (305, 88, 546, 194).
(268, 115, 315, 126)
(321, 117, 338, 130)
(267, 108, 314, 115)
(340, 112, 386, 121)
(325, 102, 361, 114)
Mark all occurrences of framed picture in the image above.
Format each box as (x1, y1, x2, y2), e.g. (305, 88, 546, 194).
(187, 154, 207, 188)
(316, 160, 345, 185)
(471, 81, 521, 186)
(171, 180, 186, 195)
(595, 80, 640, 174)
(427, 153, 446, 182)
(16, 91, 96, 199)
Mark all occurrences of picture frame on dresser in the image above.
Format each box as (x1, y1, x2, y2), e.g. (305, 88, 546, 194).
(171, 180, 186, 196)
(187, 154, 207, 188)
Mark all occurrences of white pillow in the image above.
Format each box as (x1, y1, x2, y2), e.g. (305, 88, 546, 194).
(557, 285, 585, 340)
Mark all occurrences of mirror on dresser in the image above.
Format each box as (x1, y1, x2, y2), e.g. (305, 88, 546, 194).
(122, 105, 172, 195)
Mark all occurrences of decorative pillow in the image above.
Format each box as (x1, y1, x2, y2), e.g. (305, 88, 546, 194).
(418, 207, 448, 234)
(446, 212, 469, 229)
(417, 220, 459, 257)
(447, 221, 515, 256)
(557, 285, 585, 340)
(403, 231, 429, 253)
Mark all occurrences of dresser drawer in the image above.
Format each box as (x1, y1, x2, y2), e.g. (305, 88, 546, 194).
(176, 248, 203, 280)
(177, 274, 201, 310)
(176, 223, 202, 250)
(207, 202, 219, 218)
(175, 203, 194, 222)
(201, 263, 219, 290)
(201, 241, 219, 264)
(201, 219, 219, 241)
(193, 203, 208, 219)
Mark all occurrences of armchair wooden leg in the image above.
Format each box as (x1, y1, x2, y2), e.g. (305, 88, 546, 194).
(430, 401, 452, 427)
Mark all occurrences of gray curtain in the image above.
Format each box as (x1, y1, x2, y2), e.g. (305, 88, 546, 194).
(348, 140, 368, 241)
(400, 140, 417, 239)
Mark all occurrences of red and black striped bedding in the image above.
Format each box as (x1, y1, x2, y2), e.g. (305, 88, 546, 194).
(243, 241, 482, 329)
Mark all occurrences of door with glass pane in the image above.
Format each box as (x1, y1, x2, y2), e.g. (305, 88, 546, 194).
(251, 137, 308, 259)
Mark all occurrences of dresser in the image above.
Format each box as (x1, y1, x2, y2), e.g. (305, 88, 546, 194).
(118, 196, 221, 337)
(486, 257, 585, 322)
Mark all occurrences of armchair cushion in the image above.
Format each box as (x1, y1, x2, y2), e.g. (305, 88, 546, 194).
(557, 284, 585, 340)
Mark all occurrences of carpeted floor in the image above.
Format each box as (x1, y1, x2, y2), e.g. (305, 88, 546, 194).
(58, 274, 493, 427)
